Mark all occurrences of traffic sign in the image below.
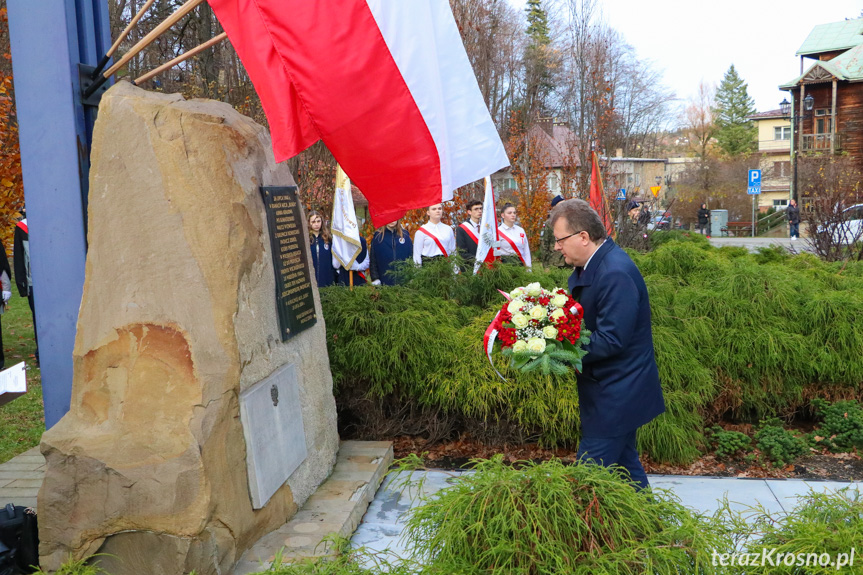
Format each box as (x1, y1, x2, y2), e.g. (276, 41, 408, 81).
(747, 169, 761, 195)
(616, 188, 626, 201)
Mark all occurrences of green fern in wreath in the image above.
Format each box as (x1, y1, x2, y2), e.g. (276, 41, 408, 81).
(502, 329, 591, 375)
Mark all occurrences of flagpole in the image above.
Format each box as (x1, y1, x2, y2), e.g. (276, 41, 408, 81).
(349, 270, 354, 291)
(133, 32, 228, 85)
(84, 0, 206, 99)
(91, 0, 157, 80)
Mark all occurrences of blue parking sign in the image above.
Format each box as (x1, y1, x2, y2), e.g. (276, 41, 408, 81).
(747, 169, 761, 195)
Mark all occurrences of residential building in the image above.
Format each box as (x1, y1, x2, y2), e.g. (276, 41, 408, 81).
(491, 117, 580, 199)
(780, 17, 863, 206)
(603, 152, 668, 205)
(748, 109, 792, 211)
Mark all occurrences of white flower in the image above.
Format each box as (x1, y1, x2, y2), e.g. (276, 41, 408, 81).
(551, 293, 568, 308)
(507, 299, 525, 314)
(542, 325, 558, 339)
(512, 340, 528, 353)
(526, 282, 543, 297)
(529, 305, 547, 321)
(511, 313, 529, 329)
(527, 337, 547, 355)
(509, 287, 526, 299)
(549, 308, 566, 322)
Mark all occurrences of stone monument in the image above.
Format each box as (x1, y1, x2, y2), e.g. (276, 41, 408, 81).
(37, 82, 339, 574)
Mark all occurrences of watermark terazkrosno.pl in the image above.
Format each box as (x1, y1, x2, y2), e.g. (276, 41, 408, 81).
(711, 548, 856, 569)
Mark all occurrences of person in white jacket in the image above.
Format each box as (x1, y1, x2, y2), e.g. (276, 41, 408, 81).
(497, 203, 531, 270)
(413, 203, 455, 265)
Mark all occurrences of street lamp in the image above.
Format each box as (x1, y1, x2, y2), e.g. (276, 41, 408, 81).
(780, 94, 814, 204)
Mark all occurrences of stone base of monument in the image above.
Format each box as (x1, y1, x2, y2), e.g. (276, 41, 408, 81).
(234, 441, 393, 573)
(36, 82, 340, 574)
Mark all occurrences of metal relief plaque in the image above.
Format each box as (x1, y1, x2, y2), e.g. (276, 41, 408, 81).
(239, 363, 308, 509)
(260, 186, 317, 341)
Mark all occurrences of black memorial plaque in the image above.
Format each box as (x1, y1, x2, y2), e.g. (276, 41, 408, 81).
(260, 186, 317, 341)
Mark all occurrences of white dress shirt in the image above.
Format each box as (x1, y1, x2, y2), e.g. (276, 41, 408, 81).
(413, 221, 456, 264)
(496, 223, 532, 270)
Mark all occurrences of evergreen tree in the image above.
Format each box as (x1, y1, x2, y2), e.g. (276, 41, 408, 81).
(713, 65, 757, 157)
(525, 0, 550, 45)
(523, 0, 554, 116)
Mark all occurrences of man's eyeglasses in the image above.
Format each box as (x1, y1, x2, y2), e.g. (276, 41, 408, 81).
(555, 231, 581, 246)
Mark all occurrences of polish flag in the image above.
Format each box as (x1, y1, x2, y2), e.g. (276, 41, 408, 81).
(208, 0, 510, 227)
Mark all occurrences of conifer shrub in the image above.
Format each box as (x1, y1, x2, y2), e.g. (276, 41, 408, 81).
(743, 488, 863, 575)
(809, 398, 863, 452)
(321, 238, 863, 465)
(401, 456, 733, 575)
(754, 419, 808, 467)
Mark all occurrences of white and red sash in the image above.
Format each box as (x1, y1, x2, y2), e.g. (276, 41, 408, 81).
(459, 222, 479, 244)
(499, 232, 526, 266)
(418, 227, 449, 257)
(16, 220, 28, 234)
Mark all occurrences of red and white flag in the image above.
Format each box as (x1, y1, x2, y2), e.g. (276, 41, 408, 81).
(208, 0, 510, 227)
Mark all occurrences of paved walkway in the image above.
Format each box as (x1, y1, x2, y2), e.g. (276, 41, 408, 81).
(0, 446, 44, 509)
(353, 471, 861, 561)
(708, 236, 815, 254)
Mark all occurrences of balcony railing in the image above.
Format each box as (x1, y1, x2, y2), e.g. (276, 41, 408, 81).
(801, 133, 842, 152)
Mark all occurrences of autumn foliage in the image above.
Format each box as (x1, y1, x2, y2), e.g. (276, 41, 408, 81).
(0, 6, 24, 257)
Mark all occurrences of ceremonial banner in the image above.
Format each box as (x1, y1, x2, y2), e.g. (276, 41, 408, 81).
(208, 0, 510, 227)
(473, 176, 499, 273)
(330, 166, 362, 269)
(588, 152, 613, 236)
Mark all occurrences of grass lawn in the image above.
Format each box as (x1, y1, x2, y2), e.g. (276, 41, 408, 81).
(0, 269, 43, 464)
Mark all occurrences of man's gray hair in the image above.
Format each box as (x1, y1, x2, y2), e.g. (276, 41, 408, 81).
(550, 199, 607, 242)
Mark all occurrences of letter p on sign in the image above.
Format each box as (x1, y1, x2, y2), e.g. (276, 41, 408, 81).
(749, 169, 761, 184)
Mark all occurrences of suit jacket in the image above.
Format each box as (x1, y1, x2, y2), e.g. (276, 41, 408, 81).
(455, 221, 479, 268)
(568, 239, 665, 438)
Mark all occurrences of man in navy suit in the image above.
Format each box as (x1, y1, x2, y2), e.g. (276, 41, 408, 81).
(551, 199, 665, 490)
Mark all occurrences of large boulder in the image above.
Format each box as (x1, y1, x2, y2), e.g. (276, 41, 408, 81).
(37, 82, 338, 574)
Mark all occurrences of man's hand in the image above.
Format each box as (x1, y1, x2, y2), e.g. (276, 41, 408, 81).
(2, 291, 11, 303)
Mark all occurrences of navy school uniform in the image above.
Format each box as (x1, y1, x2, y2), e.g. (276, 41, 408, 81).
(309, 234, 336, 288)
(370, 227, 413, 285)
(336, 236, 368, 286)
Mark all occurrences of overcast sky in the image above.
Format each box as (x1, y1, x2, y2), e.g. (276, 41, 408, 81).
(510, 0, 862, 118)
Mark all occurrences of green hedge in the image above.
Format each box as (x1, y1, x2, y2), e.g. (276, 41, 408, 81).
(321, 237, 863, 465)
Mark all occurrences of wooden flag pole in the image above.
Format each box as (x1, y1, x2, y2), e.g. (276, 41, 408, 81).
(349, 270, 354, 291)
(84, 0, 205, 99)
(134, 32, 227, 85)
(91, 0, 157, 79)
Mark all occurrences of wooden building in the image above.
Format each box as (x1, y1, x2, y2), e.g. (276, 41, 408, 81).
(781, 18, 863, 202)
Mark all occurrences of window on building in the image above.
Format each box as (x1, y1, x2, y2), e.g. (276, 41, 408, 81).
(773, 199, 788, 208)
(547, 173, 560, 193)
(816, 117, 833, 134)
(773, 161, 791, 177)
(773, 126, 791, 140)
(634, 173, 641, 186)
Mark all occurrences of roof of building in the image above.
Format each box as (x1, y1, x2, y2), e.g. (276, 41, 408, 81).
(529, 120, 580, 169)
(781, 42, 863, 88)
(747, 109, 787, 120)
(796, 18, 863, 57)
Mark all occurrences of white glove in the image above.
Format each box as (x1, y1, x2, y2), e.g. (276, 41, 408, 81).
(371, 280, 382, 286)
(1, 291, 10, 303)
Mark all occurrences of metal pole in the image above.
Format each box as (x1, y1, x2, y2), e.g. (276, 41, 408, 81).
(752, 194, 756, 237)
(8, 0, 111, 428)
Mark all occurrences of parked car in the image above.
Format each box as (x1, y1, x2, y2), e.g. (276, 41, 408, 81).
(819, 204, 863, 244)
(647, 214, 671, 231)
